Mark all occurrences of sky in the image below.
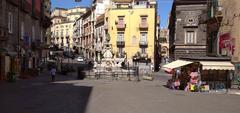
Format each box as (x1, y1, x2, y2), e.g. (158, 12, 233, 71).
(51, 0, 173, 28)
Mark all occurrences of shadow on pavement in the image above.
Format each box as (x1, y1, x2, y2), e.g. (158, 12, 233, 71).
(0, 79, 92, 113)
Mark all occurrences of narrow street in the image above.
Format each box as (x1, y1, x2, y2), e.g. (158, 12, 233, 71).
(0, 70, 239, 113)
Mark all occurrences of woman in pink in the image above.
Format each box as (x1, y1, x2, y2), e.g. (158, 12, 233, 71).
(190, 72, 198, 84)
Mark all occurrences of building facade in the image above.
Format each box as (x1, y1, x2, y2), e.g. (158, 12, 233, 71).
(105, 0, 157, 66)
(159, 28, 169, 58)
(95, 14, 105, 63)
(75, 0, 110, 62)
(0, 0, 51, 80)
(79, 9, 94, 61)
(168, 0, 207, 61)
(51, 7, 87, 51)
(199, 0, 240, 80)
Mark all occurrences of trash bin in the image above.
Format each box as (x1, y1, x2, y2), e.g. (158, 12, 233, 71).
(77, 66, 85, 80)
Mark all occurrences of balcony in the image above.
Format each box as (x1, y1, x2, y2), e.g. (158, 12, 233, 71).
(21, 0, 31, 13)
(116, 52, 125, 58)
(116, 21, 126, 30)
(139, 22, 148, 29)
(104, 24, 108, 30)
(7, 0, 20, 6)
(199, 6, 223, 25)
(116, 41, 125, 47)
(139, 41, 148, 47)
(140, 53, 148, 58)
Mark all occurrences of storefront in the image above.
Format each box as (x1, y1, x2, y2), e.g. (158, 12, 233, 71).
(163, 57, 235, 92)
(199, 61, 234, 90)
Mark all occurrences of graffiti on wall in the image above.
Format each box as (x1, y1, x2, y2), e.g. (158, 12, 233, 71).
(219, 33, 235, 56)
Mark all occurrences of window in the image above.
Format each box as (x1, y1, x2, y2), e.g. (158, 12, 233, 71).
(56, 30, 59, 37)
(118, 48, 124, 54)
(139, 1, 147, 6)
(61, 29, 63, 36)
(141, 48, 146, 54)
(8, 12, 13, 33)
(118, 16, 124, 24)
(140, 32, 147, 42)
(32, 26, 35, 41)
(40, 29, 43, 42)
(159, 37, 167, 43)
(66, 29, 69, 36)
(141, 16, 147, 23)
(117, 32, 124, 41)
(185, 31, 196, 44)
(21, 22, 24, 39)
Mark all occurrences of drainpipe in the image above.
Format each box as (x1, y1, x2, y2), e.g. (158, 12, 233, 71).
(216, 31, 220, 56)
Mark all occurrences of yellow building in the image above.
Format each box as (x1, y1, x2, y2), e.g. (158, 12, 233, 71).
(51, 7, 87, 50)
(105, 0, 157, 65)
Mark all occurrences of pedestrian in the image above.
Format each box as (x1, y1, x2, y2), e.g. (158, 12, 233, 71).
(50, 65, 56, 82)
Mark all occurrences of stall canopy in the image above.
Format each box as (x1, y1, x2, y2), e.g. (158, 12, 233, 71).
(163, 60, 193, 69)
(200, 61, 235, 70)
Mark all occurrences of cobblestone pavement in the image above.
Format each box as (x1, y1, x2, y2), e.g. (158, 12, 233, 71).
(0, 70, 240, 113)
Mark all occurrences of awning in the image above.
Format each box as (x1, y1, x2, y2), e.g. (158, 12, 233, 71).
(162, 60, 193, 69)
(200, 61, 235, 70)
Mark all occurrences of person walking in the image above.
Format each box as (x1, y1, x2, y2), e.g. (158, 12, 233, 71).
(50, 66, 56, 82)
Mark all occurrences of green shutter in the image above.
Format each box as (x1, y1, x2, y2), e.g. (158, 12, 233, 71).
(32, 0, 35, 16)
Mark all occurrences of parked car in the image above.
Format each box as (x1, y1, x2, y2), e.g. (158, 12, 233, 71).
(77, 56, 85, 62)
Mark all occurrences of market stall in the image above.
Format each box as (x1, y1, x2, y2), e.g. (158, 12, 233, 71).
(162, 58, 235, 92)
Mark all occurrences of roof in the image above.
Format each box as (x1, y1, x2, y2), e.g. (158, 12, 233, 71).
(174, 0, 207, 5)
(180, 56, 231, 61)
(96, 14, 105, 24)
(52, 7, 67, 11)
(112, 0, 133, 3)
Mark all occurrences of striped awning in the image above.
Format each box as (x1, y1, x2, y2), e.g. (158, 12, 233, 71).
(200, 61, 235, 70)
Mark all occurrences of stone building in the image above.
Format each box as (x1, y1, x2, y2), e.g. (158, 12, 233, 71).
(0, 0, 51, 80)
(168, 0, 207, 61)
(199, 0, 240, 81)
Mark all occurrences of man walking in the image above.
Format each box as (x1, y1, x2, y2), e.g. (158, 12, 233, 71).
(50, 65, 56, 82)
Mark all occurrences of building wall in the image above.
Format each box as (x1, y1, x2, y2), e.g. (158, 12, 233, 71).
(160, 29, 169, 57)
(51, 7, 87, 50)
(218, 0, 240, 63)
(0, 0, 51, 80)
(169, 3, 207, 60)
(106, 8, 155, 63)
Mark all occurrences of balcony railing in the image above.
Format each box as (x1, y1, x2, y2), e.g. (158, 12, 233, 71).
(7, 0, 20, 6)
(139, 41, 148, 47)
(116, 52, 125, 58)
(104, 24, 108, 30)
(140, 53, 148, 58)
(139, 22, 148, 29)
(116, 41, 125, 47)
